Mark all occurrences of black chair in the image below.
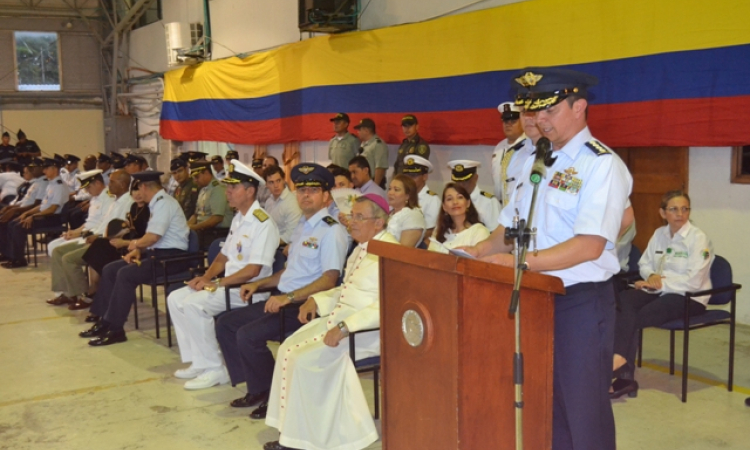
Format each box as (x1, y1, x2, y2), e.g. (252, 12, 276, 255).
(28, 221, 68, 267)
(348, 329, 381, 419)
(135, 231, 205, 346)
(636, 255, 741, 402)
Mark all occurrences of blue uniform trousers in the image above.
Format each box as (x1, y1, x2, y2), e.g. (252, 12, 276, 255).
(552, 279, 617, 450)
(91, 249, 187, 331)
(7, 215, 62, 262)
(215, 300, 303, 394)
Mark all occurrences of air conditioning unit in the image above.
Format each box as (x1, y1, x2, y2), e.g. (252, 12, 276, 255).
(165, 22, 205, 66)
(299, 0, 358, 33)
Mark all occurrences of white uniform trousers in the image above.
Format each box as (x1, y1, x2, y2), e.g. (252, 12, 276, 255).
(167, 286, 247, 370)
(266, 317, 380, 450)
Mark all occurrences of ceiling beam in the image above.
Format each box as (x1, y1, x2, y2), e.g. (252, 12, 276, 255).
(103, 0, 155, 45)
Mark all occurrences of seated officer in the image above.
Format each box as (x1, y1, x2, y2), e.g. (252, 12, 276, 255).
(124, 153, 149, 174)
(0, 158, 46, 222)
(447, 160, 500, 232)
(14, 129, 41, 158)
(80, 170, 190, 346)
(47, 170, 132, 310)
(402, 155, 440, 244)
(188, 160, 233, 250)
(0, 158, 24, 205)
(1, 157, 70, 268)
(264, 194, 397, 450)
(215, 163, 348, 420)
(0, 131, 15, 160)
(96, 153, 114, 185)
(263, 165, 302, 247)
(349, 155, 387, 200)
(171, 157, 199, 219)
(168, 160, 279, 390)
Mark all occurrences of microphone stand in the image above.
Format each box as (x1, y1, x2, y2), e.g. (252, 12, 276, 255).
(503, 138, 549, 450)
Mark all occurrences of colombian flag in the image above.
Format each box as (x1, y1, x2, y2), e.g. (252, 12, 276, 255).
(160, 0, 750, 147)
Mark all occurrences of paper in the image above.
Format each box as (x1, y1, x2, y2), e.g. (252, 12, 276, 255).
(448, 248, 477, 260)
(332, 188, 360, 215)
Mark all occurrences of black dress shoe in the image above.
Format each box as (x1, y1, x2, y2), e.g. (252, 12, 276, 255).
(745, 397, 750, 407)
(250, 401, 268, 419)
(85, 314, 101, 323)
(1, 259, 27, 268)
(79, 322, 108, 338)
(610, 378, 638, 399)
(263, 441, 297, 450)
(231, 391, 269, 408)
(88, 330, 127, 346)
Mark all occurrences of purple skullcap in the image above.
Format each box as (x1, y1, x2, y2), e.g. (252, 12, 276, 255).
(360, 193, 389, 214)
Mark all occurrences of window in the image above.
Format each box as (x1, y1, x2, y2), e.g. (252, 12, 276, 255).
(14, 31, 60, 91)
(133, 0, 162, 29)
(730, 146, 750, 184)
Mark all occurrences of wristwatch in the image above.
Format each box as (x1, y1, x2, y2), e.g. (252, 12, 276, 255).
(286, 292, 295, 303)
(337, 321, 350, 336)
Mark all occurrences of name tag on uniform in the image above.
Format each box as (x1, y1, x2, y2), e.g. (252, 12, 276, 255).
(549, 169, 582, 195)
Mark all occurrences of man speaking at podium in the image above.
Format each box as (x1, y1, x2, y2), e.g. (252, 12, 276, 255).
(464, 68, 632, 450)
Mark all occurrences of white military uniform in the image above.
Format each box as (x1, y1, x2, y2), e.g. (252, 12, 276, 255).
(428, 223, 490, 254)
(266, 231, 398, 450)
(168, 200, 279, 370)
(470, 186, 501, 232)
(615, 199, 636, 271)
(47, 188, 115, 256)
(638, 221, 713, 304)
(0, 171, 23, 201)
(499, 127, 632, 286)
(418, 185, 440, 230)
(264, 187, 302, 244)
(387, 206, 425, 244)
(491, 134, 527, 201)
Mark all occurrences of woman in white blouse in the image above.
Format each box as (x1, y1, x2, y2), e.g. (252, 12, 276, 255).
(428, 183, 489, 254)
(610, 190, 714, 398)
(386, 174, 425, 247)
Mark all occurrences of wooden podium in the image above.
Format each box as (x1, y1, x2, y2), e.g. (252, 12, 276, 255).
(368, 241, 565, 450)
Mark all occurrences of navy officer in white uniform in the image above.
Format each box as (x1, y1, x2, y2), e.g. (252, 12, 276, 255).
(168, 160, 279, 390)
(81, 170, 190, 346)
(463, 68, 632, 450)
(215, 163, 349, 421)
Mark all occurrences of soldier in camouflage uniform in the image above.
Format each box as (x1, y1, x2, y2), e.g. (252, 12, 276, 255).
(171, 158, 199, 219)
(394, 114, 430, 177)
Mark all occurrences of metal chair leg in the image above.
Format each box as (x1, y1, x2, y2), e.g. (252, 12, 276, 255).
(637, 328, 643, 368)
(728, 319, 736, 392)
(32, 232, 38, 267)
(133, 290, 139, 329)
(669, 331, 675, 375)
(681, 327, 690, 402)
(373, 368, 380, 420)
(152, 283, 160, 339)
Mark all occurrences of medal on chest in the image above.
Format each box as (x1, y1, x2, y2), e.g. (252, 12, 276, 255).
(236, 241, 243, 260)
(302, 237, 319, 249)
(549, 167, 582, 195)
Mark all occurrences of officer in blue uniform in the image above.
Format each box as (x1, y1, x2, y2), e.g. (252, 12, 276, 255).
(0, 131, 16, 160)
(464, 68, 632, 450)
(214, 163, 349, 420)
(81, 170, 190, 346)
(2, 157, 70, 268)
(14, 129, 41, 158)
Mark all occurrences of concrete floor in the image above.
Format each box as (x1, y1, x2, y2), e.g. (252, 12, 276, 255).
(1, 261, 749, 450)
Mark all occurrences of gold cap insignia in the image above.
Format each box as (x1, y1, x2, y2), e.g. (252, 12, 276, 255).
(228, 164, 235, 173)
(455, 164, 464, 172)
(515, 72, 543, 87)
(298, 166, 315, 175)
(406, 158, 415, 165)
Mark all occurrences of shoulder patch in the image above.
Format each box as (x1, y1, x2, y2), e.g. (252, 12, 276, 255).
(211, 180, 219, 186)
(585, 140, 612, 156)
(253, 209, 269, 222)
(427, 190, 437, 196)
(322, 216, 338, 226)
(481, 191, 495, 199)
(417, 144, 428, 155)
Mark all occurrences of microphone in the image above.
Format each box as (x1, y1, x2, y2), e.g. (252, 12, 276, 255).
(530, 137, 551, 185)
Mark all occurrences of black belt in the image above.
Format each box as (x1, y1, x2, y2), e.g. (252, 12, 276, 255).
(561, 278, 613, 297)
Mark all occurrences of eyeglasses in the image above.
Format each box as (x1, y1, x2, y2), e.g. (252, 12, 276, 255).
(346, 214, 377, 223)
(665, 206, 691, 214)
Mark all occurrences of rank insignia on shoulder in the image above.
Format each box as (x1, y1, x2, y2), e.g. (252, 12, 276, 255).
(322, 216, 338, 226)
(417, 145, 427, 155)
(585, 140, 611, 156)
(253, 209, 269, 222)
(427, 190, 437, 196)
(154, 196, 163, 203)
(192, 187, 198, 192)
(57, 179, 63, 184)
(481, 191, 495, 199)
(376, 138, 382, 143)
(212, 180, 219, 186)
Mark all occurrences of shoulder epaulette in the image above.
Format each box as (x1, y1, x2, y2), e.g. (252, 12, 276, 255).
(211, 180, 219, 186)
(481, 191, 495, 199)
(56, 179, 63, 184)
(585, 140, 612, 156)
(253, 209, 269, 222)
(375, 138, 382, 143)
(154, 195, 163, 203)
(427, 190, 437, 196)
(191, 187, 197, 192)
(322, 216, 338, 226)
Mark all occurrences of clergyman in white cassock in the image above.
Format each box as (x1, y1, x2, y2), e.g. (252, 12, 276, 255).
(265, 195, 396, 450)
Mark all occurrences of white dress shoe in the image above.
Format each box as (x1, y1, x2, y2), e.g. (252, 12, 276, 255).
(174, 365, 205, 379)
(183, 367, 229, 390)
